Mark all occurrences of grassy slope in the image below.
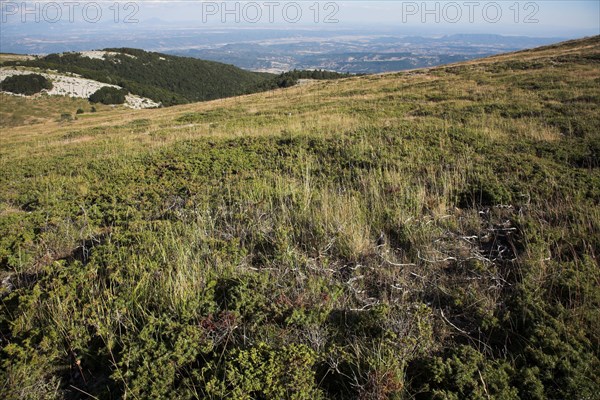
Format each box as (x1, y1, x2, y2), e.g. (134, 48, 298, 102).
(0, 54, 35, 65)
(0, 94, 116, 129)
(1, 36, 599, 399)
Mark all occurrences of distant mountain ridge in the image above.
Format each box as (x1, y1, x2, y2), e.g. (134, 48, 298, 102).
(5, 48, 275, 106)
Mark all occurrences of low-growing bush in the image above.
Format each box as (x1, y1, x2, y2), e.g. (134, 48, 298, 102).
(59, 112, 72, 122)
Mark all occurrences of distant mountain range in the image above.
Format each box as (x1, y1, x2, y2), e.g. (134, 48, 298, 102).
(168, 34, 565, 73)
(1, 27, 565, 74)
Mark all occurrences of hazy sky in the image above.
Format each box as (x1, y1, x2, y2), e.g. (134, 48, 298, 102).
(1, 1, 599, 37)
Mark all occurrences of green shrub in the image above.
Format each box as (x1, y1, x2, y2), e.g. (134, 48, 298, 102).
(59, 112, 72, 122)
(408, 346, 519, 399)
(76, 108, 84, 114)
(113, 318, 209, 399)
(0, 73, 52, 95)
(208, 343, 323, 399)
(89, 86, 127, 105)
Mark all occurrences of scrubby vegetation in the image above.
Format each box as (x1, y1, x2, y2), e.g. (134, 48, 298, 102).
(0, 73, 52, 95)
(1, 36, 599, 399)
(0, 93, 109, 129)
(88, 87, 128, 105)
(259, 69, 354, 89)
(59, 112, 72, 122)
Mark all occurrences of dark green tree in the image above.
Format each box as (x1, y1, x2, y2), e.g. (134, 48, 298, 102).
(0, 74, 52, 95)
(89, 86, 128, 105)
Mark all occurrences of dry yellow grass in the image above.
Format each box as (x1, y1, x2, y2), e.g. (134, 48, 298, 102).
(0, 53, 36, 64)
